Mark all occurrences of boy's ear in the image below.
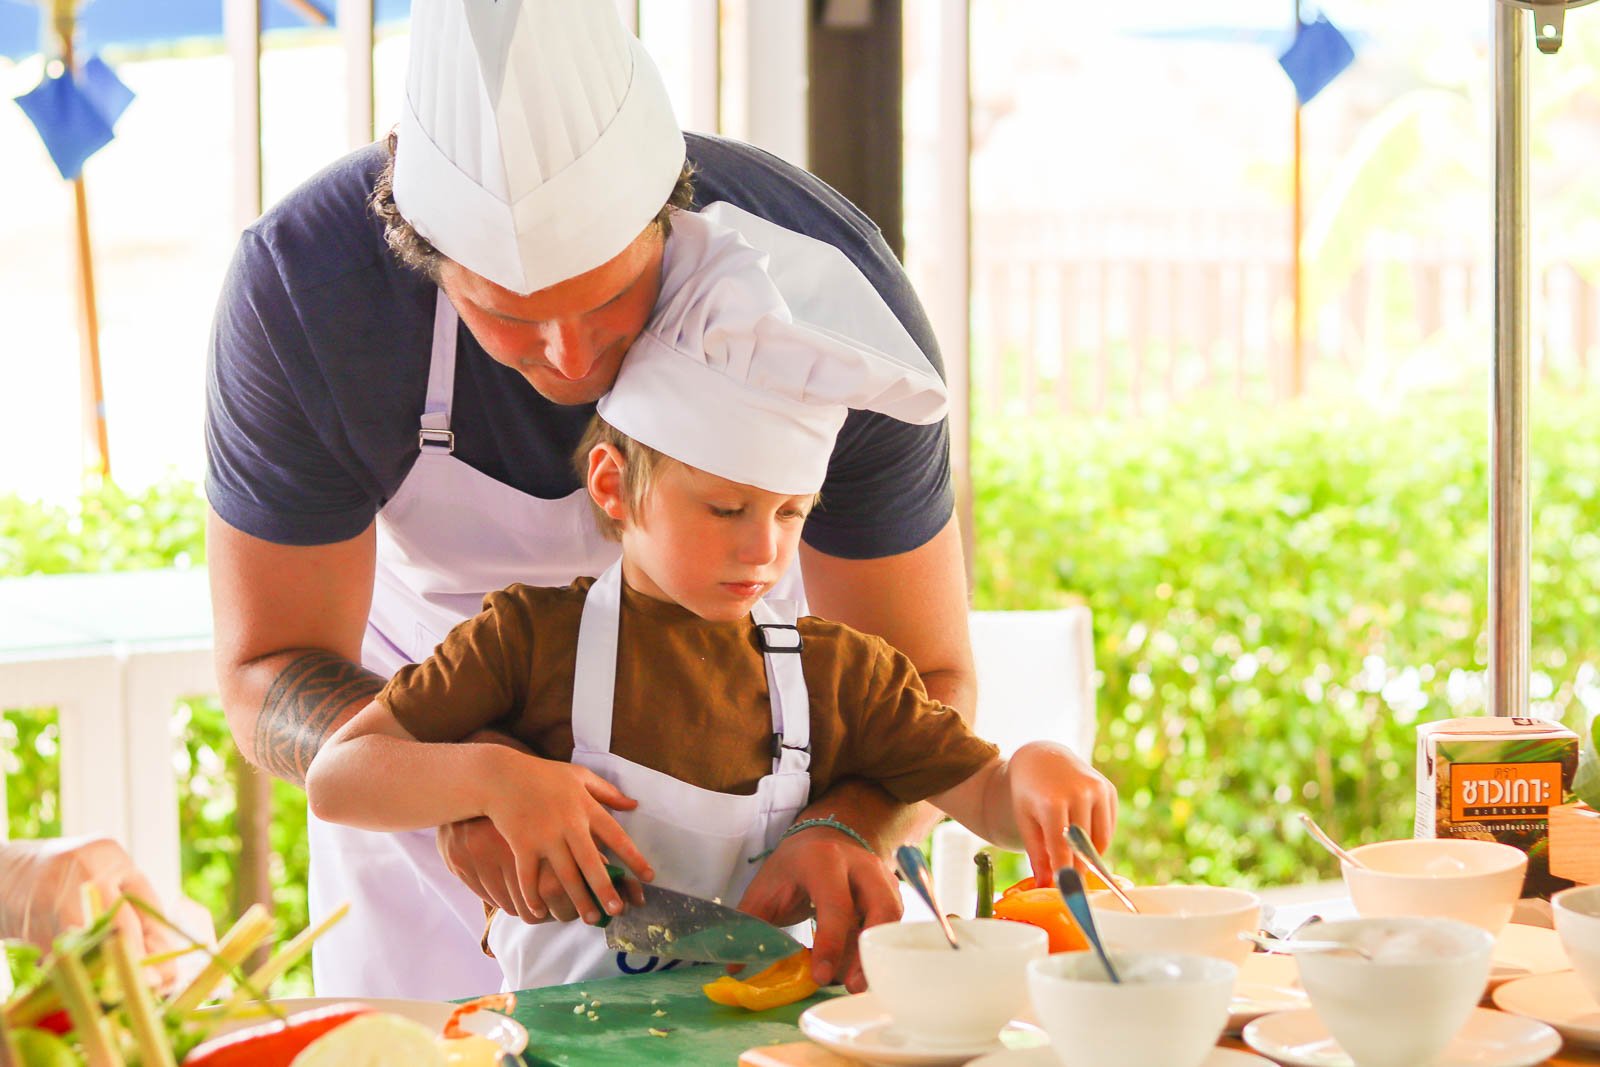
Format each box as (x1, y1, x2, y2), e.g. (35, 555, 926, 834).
(586, 443, 630, 523)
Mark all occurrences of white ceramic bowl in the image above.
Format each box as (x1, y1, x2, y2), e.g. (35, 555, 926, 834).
(1088, 885, 1261, 965)
(1295, 917, 1494, 1067)
(1028, 950, 1235, 1067)
(1342, 838, 1526, 933)
(1553, 884, 1600, 1004)
(859, 918, 1047, 1048)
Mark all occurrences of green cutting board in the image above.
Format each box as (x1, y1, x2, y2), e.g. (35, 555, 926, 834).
(504, 966, 843, 1066)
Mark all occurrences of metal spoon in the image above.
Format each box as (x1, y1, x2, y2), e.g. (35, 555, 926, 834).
(1239, 930, 1374, 960)
(1066, 824, 1139, 914)
(895, 844, 959, 949)
(1297, 811, 1367, 869)
(1057, 868, 1120, 983)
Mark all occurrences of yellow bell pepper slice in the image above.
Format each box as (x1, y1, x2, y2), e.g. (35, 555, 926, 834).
(702, 949, 819, 1012)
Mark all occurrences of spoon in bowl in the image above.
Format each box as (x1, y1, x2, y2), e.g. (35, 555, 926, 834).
(895, 844, 960, 949)
(1057, 868, 1121, 983)
(1239, 930, 1374, 960)
(1297, 812, 1367, 869)
(1066, 825, 1139, 914)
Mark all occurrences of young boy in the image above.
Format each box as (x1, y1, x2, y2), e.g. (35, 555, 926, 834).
(306, 203, 1117, 990)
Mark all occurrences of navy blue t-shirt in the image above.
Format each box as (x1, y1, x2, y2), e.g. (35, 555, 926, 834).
(205, 133, 952, 558)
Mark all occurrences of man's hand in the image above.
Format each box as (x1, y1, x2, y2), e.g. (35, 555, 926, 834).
(0, 837, 184, 989)
(737, 824, 903, 993)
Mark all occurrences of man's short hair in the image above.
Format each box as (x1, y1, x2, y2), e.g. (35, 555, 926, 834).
(370, 129, 696, 285)
(574, 415, 672, 541)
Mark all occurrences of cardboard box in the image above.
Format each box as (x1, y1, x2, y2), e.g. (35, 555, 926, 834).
(1415, 716, 1579, 898)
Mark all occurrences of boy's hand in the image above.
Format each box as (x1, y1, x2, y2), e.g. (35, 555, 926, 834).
(1009, 742, 1118, 888)
(483, 754, 654, 925)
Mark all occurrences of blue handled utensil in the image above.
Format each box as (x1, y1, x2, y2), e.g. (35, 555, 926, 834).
(896, 844, 960, 949)
(1056, 867, 1120, 984)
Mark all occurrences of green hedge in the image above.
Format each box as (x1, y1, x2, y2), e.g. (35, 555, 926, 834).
(972, 392, 1598, 888)
(5, 394, 1600, 972)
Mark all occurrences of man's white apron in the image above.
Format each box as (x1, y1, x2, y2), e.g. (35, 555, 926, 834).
(486, 560, 812, 988)
(307, 291, 806, 998)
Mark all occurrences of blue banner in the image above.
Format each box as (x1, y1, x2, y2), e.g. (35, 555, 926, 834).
(1278, 13, 1356, 106)
(14, 55, 134, 180)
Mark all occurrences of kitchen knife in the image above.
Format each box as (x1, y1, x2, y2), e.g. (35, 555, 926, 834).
(598, 867, 804, 966)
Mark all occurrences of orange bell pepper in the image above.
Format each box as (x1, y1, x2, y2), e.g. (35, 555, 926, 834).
(991, 887, 1089, 953)
(702, 949, 819, 1012)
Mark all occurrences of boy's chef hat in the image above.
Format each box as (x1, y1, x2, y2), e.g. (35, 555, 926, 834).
(597, 203, 948, 496)
(394, 0, 685, 296)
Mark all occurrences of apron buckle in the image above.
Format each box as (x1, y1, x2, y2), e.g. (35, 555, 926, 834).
(756, 622, 803, 653)
(418, 427, 456, 453)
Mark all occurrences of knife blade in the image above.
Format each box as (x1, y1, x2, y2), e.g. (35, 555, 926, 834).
(598, 869, 803, 966)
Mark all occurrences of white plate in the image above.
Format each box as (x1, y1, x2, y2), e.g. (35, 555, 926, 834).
(1493, 970, 1600, 1049)
(1230, 952, 1308, 1032)
(968, 1046, 1273, 1066)
(1489, 923, 1571, 989)
(207, 996, 528, 1056)
(1242, 1007, 1560, 1067)
(798, 992, 1046, 1066)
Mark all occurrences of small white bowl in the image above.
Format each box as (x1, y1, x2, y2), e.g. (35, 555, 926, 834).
(1295, 916, 1494, 1067)
(1342, 838, 1526, 933)
(1088, 885, 1261, 965)
(1553, 884, 1600, 1005)
(859, 918, 1046, 1048)
(1027, 950, 1235, 1067)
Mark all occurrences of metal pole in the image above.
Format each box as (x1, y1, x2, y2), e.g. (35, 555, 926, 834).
(1490, 1, 1530, 718)
(1290, 0, 1305, 399)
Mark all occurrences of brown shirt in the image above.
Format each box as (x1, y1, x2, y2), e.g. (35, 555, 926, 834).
(380, 577, 997, 802)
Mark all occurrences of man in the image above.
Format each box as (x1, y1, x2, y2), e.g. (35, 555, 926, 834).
(206, 0, 974, 999)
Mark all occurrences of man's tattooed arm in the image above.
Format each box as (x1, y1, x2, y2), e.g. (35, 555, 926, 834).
(253, 650, 383, 787)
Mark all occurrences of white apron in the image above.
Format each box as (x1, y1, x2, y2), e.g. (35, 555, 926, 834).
(487, 560, 812, 988)
(307, 291, 809, 998)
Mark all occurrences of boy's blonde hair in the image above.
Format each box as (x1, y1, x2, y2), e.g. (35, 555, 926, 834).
(574, 415, 672, 540)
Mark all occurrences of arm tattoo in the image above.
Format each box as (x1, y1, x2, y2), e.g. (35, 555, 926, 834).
(255, 650, 383, 786)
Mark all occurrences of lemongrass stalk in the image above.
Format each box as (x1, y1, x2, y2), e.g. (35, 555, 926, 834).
(53, 951, 124, 1067)
(0, 1005, 22, 1067)
(168, 905, 274, 1016)
(223, 902, 349, 1013)
(108, 930, 176, 1067)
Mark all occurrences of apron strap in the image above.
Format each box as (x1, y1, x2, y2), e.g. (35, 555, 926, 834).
(419, 289, 459, 454)
(752, 597, 811, 775)
(571, 561, 624, 755)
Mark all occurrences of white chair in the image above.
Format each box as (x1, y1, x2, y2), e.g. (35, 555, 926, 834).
(924, 606, 1098, 918)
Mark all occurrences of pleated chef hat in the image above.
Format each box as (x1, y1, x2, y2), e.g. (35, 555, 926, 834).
(597, 203, 948, 496)
(394, 0, 685, 295)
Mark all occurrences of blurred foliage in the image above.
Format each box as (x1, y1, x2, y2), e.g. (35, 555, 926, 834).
(971, 391, 1600, 889)
(0, 478, 311, 993)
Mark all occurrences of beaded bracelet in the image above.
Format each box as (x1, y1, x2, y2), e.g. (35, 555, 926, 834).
(747, 816, 876, 863)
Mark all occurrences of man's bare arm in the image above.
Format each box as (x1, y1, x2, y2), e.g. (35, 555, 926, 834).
(800, 515, 977, 840)
(208, 508, 380, 787)
(253, 650, 383, 786)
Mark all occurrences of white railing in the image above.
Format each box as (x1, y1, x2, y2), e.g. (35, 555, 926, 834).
(0, 569, 214, 907)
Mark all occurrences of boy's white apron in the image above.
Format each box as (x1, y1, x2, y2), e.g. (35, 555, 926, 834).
(306, 290, 805, 997)
(486, 560, 812, 987)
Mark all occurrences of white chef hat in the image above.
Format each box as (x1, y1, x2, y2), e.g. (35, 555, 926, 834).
(596, 203, 948, 496)
(394, 0, 685, 295)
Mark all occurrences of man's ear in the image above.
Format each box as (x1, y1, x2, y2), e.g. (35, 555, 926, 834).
(586, 443, 630, 524)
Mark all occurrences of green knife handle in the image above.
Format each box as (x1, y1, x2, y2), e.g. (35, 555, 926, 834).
(593, 863, 627, 928)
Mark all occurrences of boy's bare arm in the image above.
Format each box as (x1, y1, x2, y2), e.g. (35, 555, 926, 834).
(305, 700, 506, 831)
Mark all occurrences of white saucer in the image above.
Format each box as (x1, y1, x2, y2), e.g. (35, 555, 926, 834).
(1489, 923, 1571, 989)
(206, 996, 528, 1056)
(1493, 969, 1600, 1049)
(1230, 953, 1308, 1031)
(1242, 1007, 1560, 1067)
(967, 1045, 1273, 1066)
(798, 992, 1046, 1066)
